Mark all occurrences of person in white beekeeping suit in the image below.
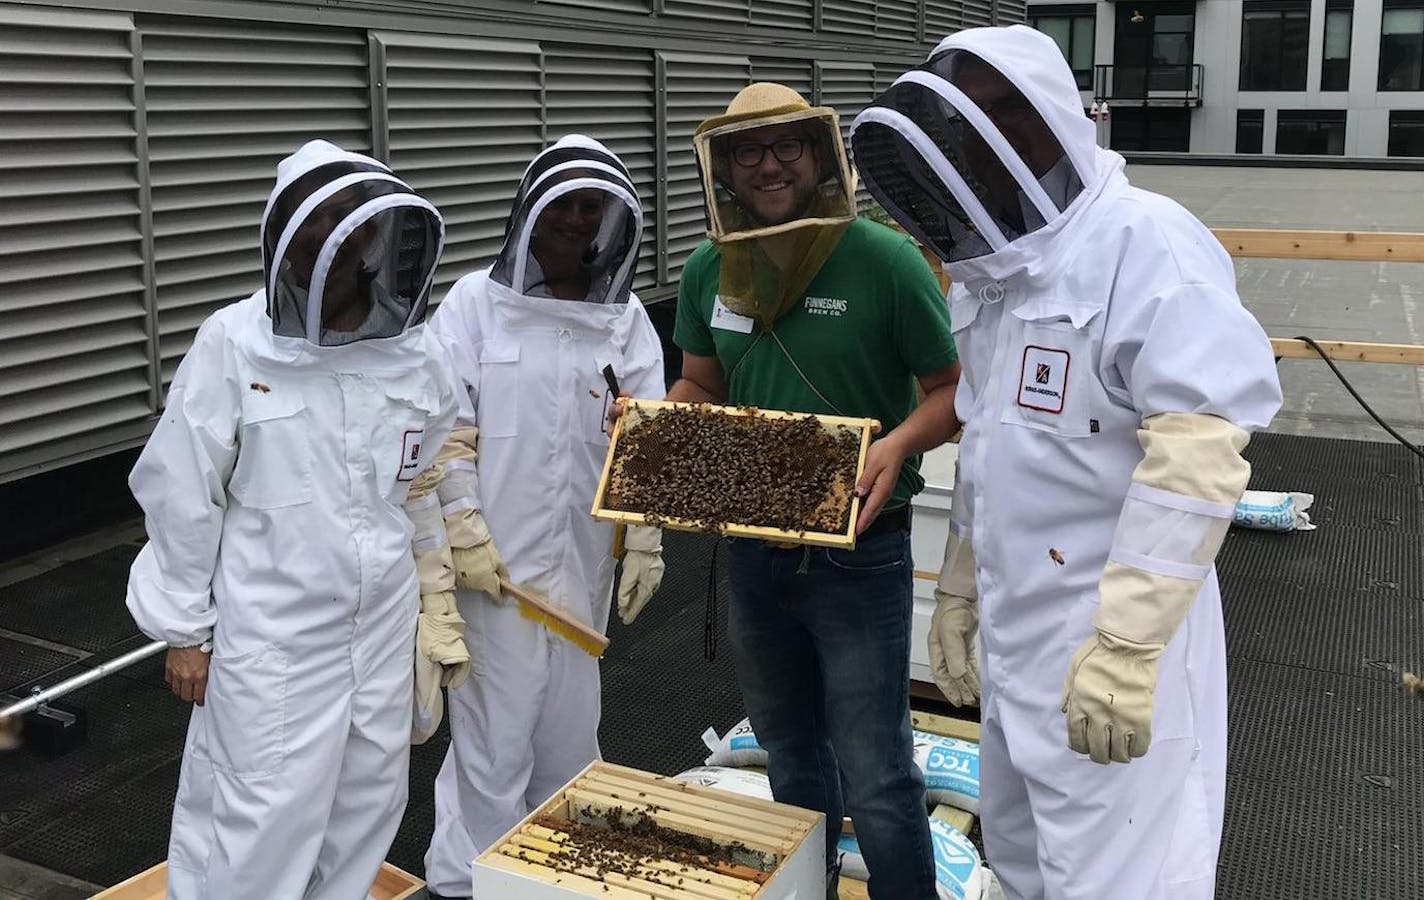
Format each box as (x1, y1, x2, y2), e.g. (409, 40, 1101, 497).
(420, 135, 667, 900)
(850, 26, 1283, 900)
(124, 139, 461, 900)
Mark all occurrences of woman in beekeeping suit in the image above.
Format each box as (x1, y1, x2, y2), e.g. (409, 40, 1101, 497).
(850, 25, 1282, 900)
(419, 135, 667, 900)
(125, 139, 458, 899)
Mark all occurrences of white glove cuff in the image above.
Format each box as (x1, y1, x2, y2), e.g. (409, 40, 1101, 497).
(936, 527, 977, 602)
(445, 506, 493, 550)
(624, 524, 662, 553)
(1095, 563, 1199, 646)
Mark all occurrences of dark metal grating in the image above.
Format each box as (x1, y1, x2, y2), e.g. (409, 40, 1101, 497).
(0, 433, 1419, 899)
(0, 544, 144, 654)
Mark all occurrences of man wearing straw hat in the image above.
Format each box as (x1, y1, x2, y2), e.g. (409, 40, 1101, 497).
(663, 82, 963, 899)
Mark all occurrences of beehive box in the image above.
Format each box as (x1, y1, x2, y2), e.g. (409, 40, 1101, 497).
(473, 761, 826, 900)
(90, 860, 422, 899)
(592, 400, 880, 549)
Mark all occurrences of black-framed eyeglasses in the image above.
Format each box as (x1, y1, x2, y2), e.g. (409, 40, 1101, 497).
(730, 138, 807, 168)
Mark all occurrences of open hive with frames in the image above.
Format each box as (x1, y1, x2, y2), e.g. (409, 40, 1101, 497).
(592, 400, 880, 549)
(473, 761, 826, 899)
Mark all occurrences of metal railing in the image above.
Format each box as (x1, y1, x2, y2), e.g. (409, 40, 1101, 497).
(1093, 63, 1204, 107)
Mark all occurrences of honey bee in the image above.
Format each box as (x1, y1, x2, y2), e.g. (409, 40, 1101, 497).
(249, 382, 271, 393)
(1049, 547, 1066, 566)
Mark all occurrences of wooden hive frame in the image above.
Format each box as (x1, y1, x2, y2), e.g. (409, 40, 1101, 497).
(592, 400, 881, 550)
(475, 761, 825, 900)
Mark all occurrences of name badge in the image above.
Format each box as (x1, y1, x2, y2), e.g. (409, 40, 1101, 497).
(398, 429, 425, 481)
(1018, 346, 1069, 414)
(711, 296, 755, 334)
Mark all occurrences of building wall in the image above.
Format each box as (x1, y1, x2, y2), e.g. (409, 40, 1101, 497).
(1028, 0, 1424, 155)
(0, 0, 1027, 483)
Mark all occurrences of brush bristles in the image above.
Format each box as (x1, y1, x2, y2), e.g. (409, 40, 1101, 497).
(518, 603, 607, 658)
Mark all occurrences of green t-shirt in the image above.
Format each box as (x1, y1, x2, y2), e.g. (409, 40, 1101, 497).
(673, 218, 957, 504)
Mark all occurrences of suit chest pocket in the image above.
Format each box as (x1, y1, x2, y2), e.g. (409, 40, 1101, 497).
(999, 304, 1101, 439)
(229, 392, 313, 509)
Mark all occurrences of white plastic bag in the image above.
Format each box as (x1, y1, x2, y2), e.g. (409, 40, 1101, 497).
(836, 818, 984, 899)
(672, 766, 773, 801)
(913, 731, 981, 814)
(1233, 490, 1316, 532)
(702, 718, 768, 767)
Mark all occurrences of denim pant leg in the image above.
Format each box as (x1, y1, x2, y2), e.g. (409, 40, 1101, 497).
(798, 529, 937, 900)
(726, 539, 844, 869)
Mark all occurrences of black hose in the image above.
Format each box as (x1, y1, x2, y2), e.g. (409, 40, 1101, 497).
(1289, 335, 1424, 461)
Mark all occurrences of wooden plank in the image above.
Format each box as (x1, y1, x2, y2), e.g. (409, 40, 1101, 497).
(499, 842, 747, 900)
(484, 851, 659, 899)
(90, 863, 167, 899)
(931, 803, 976, 836)
(838, 875, 872, 900)
(1213, 228, 1424, 263)
(911, 710, 981, 744)
(370, 863, 424, 900)
(92, 862, 422, 900)
(570, 778, 800, 842)
(581, 769, 807, 829)
(591, 762, 822, 828)
(1269, 338, 1424, 366)
(914, 568, 937, 582)
(592, 400, 881, 549)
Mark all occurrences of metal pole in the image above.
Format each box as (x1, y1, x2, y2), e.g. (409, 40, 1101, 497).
(0, 640, 168, 721)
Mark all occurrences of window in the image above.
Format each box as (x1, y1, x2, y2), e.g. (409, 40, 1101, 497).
(1380, 2, 1424, 91)
(1030, 5, 1095, 90)
(1237, 109, 1265, 153)
(1240, 1, 1310, 91)
(1275, 109, 1346, 154)
(1388, 110, 1424, 155)
(1108, 107, 1191, 152)
(1321, 2, 1353, 91)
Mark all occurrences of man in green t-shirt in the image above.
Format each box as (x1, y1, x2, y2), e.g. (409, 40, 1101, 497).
(669, 83, 961, 900)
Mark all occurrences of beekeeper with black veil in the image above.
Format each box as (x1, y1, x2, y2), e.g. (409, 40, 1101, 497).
(126, 139, 459, 899)
(850, 26, 1281, 900)
(418, 135, 666, 899)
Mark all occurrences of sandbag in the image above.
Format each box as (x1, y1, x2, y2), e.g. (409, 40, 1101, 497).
(672, 765, 773, 801)
(702, 720, 982, 813)
(1233, 490, 1316, 532)
(836, 818, 984, 899)
(913, 730, 980, 814)
(702, 718, 767, 767)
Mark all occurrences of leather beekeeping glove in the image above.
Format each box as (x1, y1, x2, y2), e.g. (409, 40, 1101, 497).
(405, 464, 471, 743)
(418, 589, 471, 690)
(431, 425, 511, 602)
(616, 525, 664, 626)
(1063, 413, 1250, 764)
(448, 511, 509, 601)
(928, 529, 980, 707)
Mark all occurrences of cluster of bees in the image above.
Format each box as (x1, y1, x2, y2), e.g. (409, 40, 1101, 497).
(607, 406, 862, 534)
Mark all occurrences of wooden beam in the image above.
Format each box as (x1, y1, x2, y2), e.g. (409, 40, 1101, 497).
(1270, 338, 1424, 366)
(1213, 228, 1424, 263)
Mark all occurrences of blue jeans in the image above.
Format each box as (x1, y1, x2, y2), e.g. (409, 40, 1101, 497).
(726, 528, 936, 900)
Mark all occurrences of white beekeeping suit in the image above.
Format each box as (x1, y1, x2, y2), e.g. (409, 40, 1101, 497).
(125, 140, 456, 900)
(422, 135, 667, 898)
(851, 27, 1282, 900)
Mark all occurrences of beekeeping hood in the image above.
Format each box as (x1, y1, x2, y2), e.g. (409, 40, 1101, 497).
(489, 135, 643, 304)
(694, 83, 857, 327)
(261, 140, 443, 347)
(850, 25, 1116, 269)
